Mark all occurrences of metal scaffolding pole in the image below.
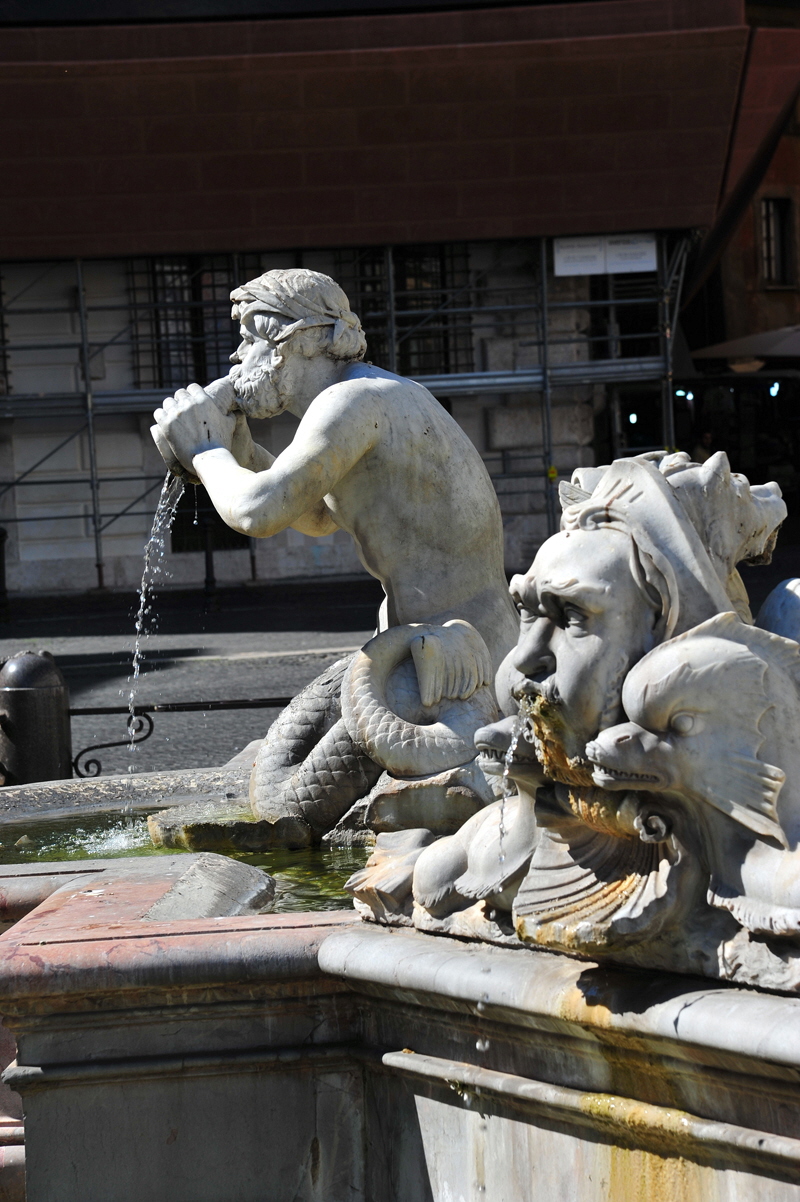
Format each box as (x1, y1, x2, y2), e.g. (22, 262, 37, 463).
(658, 239, 690, 453)
(539, 239, 557, 537)
(384, 246, 398, 375)
(75, 259, 105, 589)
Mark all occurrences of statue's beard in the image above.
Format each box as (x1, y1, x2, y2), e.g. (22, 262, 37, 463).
(522, 645, 631, 767)
(230, 362, 286, 417)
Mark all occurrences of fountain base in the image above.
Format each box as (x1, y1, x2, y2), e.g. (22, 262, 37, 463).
(1, 875, 800, 1201)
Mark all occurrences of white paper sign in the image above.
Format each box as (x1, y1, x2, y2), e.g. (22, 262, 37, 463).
(553, 233, 657, 276)
(604, 233, 657, 274)
(553, 236, 605, 276)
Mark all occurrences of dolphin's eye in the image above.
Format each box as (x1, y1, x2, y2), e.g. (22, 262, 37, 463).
(670, 712, 695, 735)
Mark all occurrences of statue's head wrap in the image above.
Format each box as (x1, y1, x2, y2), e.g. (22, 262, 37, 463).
(560, 457, 732, 642)
(563, 451, 785, 625)
(230, 268, 366, 361)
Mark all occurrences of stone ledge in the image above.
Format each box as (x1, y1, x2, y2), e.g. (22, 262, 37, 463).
(319, 925, 800, 1075)
(0, 904, 357, 1017)
(0, 765, 251, 823)
(382, 1049, 800, 1178)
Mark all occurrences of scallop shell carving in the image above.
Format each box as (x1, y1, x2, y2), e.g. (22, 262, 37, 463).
(513, 812, 679, 954)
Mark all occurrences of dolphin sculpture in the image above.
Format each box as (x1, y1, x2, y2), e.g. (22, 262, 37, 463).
(586, 612, 800, 937)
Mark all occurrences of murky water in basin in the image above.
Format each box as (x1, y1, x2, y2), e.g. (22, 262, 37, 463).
(0, 814, 367, 913)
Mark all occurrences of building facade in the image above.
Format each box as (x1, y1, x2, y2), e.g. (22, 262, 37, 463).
(0, 0, 797, 592)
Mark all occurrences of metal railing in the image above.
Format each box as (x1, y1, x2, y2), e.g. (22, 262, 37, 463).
(70, 695, 294, 778)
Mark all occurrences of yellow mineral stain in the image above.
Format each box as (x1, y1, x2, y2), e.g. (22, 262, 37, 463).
(605, 1142, 713, 1202)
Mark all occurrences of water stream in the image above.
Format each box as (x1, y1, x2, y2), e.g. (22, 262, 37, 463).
(499, 713, 523, 867)
(124, 473, 185, 810)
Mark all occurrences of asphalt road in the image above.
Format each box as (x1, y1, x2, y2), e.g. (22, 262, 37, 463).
(1, 543, 798, 779)
(0, 578, 382, 776)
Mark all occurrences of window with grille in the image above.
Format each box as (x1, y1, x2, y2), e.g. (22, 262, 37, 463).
(761, 198, 794, 286)
(335, 244, 474, 377)
(127, 254, 266, 390)
(588, 270, 660, 361)
(0, 273, 8, 396)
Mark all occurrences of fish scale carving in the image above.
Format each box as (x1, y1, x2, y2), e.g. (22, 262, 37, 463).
(342, 628, 498, 777)
(250, 656, 383, 838)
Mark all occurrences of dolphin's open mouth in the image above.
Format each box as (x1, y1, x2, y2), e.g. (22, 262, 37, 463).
(590, 763, 662, 786)
(476, 740, 539, 776)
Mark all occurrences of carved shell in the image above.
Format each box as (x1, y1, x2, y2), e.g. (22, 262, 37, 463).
(514, 815, 679, 954)
(342, 623, 499, 776)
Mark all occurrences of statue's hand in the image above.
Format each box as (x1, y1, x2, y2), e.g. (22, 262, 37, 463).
(410, 619, 493, 708)
(152, 383, 237, 473)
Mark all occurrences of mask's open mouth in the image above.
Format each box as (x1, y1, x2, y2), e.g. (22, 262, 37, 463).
(513, 676, 560, 707)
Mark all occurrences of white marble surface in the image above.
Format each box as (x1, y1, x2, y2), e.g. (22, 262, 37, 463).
(359, 450, 800, 996)
(152, 269, 518, 844)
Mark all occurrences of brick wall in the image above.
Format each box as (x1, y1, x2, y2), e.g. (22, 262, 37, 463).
(0, 2, 750, 258)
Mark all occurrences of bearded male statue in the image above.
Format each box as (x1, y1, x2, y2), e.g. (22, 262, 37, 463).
(152, 268, 518, 846)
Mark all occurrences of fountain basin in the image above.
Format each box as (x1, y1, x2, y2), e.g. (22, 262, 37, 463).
(0, 812, 365, 915)
(1, 880, 800, 1202)
(0, 763, 368, 913)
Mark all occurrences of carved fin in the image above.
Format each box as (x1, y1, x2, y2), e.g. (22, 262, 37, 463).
(559, 480, 590, 510)
(409, 630, 446, 708)
(639, 660, 697, 711)
(409, 620, 492, 708)
(679, 611, 800, 679)
(702, 754, 787, 847)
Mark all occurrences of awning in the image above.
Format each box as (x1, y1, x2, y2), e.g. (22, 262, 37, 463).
(692, 326, 800, 360)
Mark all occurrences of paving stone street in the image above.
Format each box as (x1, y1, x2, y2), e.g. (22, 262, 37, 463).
(0, 578, 382, 777)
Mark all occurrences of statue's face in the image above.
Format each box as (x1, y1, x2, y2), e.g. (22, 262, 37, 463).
(507, 528, 659, 760)
(229, 315, 290, 419)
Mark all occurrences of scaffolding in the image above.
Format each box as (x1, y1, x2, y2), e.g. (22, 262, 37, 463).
(0, 236, 690, 588)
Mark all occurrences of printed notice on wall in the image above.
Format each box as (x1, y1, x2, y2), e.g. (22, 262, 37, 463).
(554, 233, 657, 276)
(552, 237, 606, 276)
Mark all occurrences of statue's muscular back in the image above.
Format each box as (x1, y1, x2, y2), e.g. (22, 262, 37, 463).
(291, 362, 518, 669)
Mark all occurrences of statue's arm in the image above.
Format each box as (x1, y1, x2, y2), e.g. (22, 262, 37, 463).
(192, 389, 374, 539)
(235, 426, 338, 536)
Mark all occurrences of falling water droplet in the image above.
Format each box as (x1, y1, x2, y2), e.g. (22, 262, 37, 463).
(475, 1038, 490, 1052)
(192, 483, 199, 527)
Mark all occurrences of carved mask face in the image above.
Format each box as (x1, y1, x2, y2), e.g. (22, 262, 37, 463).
(507, 528, 660, 762)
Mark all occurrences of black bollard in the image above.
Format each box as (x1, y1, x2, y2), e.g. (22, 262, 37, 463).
(0, 651, 72, 785)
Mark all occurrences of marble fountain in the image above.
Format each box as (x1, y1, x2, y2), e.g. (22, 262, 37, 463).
(0, 269, 800, 1201)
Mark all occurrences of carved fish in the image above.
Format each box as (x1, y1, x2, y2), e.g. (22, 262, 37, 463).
(586, 613, 794, 845)
(587, 612, 800, 935)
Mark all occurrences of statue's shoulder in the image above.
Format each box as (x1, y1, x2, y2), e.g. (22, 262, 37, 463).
(309, 364, 426, 419)
(341, 362, 424, 394)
